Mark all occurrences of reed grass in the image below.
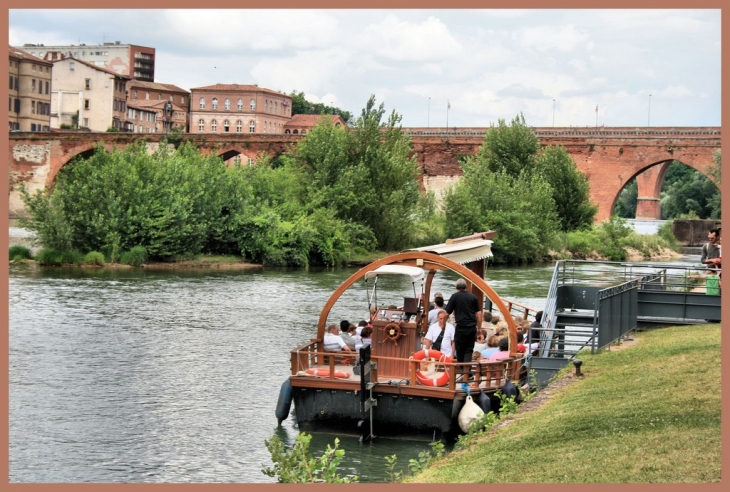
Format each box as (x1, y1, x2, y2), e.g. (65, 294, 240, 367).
(407, 323, 721, 483)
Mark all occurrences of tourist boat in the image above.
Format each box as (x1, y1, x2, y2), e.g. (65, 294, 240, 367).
(275, 232, 536, 441)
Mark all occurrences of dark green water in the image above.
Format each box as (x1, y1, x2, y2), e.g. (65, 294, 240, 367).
(8, 257, 698, 482)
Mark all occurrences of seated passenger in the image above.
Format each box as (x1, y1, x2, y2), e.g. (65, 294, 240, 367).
(427, 292, 445, 326)
(473, 329, 488, 353)
(324, 323, 352, 352)
(423, 311, 455, 358)
(516, 332, 526, 353)
(356, 320, 368, 336)
(340, 323, 358, 351)
(355, 327, 372, 351)
(488, 337, 510, 362)
(480, 335, 500, 359)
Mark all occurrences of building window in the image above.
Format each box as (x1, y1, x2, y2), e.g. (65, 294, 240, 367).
(236, 120, 242, 132)
(249, 120, 255, 133)
(133, 90, 138, 99)
(9, 75, 12, 90)
(301, 130, 307, 135)
(224, 120, 230, 132)
(84, 99, 90, 110)
(69, 61, 75, 70)
(32, 79, 36, 92)
(85, 78, 91, 89)
(275, 101, 278, 113)
(234, 156, 241, 165)
(212, 98, 218, 110)
(224, 98, 230, 110)
(250, 99, 256, 111)
(199, 97, 205, 109)
(285, 129, 291, 134)
(45, 81, 49, 94)
(211, 119, 217, 132)
(237, 98, 243, 110)
(158, 93, 162, 100)
(181, 96, 185, 104)
(145, 92, 150, 100)
(83, 118, 89, 127)
(248, 158, 254, 166)
(31, 101, 36, 113)
(198, 119, 205, 131)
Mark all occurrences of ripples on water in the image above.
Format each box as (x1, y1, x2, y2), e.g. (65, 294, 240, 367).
(9, 256, 699, 482)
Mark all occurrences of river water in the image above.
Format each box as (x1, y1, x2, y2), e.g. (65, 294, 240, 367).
(8, 256, 699, 482)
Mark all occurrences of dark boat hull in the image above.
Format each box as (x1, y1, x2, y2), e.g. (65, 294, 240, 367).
(292, 386, 466, 440)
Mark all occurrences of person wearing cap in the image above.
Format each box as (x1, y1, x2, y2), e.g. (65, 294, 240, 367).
(444, 278, 483, 382)
(427, 292, 445, 327)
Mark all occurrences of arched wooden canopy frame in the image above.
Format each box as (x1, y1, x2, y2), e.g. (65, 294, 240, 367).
(316, 251, 518, 357)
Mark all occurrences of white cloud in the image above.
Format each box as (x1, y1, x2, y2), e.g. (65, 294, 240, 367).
(359, 14, 463, 62)
(513, 24, 589, 52)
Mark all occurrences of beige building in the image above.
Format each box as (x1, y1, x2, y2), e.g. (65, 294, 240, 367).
(127, 79, 190, 132)
(17, 42, 155, 81)
(51, 57, 130, 131)
(9, 46, 53, 131)
(189, 84, 292, 134)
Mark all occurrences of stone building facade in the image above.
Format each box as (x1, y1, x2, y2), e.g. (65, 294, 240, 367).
(189, 84, 292, 134)
(9, 46, 53, 132)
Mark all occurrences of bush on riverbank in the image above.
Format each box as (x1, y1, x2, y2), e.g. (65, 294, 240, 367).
(407, 323, 721, 483)
(9, 245, 33, 261)
(556, 216, 679, 261)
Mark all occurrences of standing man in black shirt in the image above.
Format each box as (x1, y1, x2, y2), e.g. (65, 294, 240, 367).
(444, 278, 483, 382)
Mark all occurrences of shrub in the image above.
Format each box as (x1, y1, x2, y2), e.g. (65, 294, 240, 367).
(83, 251, 106, 266)
(658, 221, 681, 250)
(9, 245, 33, 261)
(262, 432, 357, 483)
(565, 229, 600, 259)
(120, 246, 148, 266)
(35, 248, 82, 266)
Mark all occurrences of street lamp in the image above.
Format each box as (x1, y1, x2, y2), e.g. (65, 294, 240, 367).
(428, 97, 431, 127)
(648, 94, 652, 128)
(552, 99, 555, 127)
(163, 101, 173, 135)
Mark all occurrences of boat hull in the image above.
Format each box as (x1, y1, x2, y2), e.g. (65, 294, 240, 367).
(292, 385, 466, 440)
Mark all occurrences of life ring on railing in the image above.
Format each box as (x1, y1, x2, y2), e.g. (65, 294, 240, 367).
(410, 349, 452, 387)
(382, 322, 405, 345)
(306, 368, 351, 379)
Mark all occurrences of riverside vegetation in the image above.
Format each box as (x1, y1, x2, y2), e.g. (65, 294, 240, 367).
(16, 98, 707, 267)
(261, 323, 720, 482)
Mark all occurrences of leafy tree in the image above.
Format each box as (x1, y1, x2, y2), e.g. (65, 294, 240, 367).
(535, 145, 597, 231)
(289, 90, 352, 123)
(443, 158, 559, 264)
(474, 113, 595, 231)
(291, 95, 421, 251)
(660, 160, 720, 219)
(613, 179, 638, 218)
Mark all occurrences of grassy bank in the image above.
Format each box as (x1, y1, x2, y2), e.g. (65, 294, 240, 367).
(406, 323, 721, 483)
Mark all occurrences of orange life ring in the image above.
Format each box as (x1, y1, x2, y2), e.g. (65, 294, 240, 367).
(306, 368, 351, 379)
(410, 349, 452, 387)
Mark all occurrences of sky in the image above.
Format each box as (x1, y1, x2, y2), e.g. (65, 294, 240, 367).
(8, 8, 722, 128)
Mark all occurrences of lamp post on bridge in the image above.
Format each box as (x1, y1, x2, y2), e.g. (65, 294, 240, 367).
(552, 99, 555, 127)
(428, 96, 431, 127)
(648, 94, 652, 129)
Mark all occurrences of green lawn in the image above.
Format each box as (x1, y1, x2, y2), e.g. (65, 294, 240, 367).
(407, 323, 721, 483)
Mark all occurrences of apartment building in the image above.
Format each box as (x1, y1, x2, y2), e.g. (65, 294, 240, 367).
(9, 46, 53, 131)
(51, 57, 130, 131)
(127, 79, 190, 132)
(189, 84, 292, 134)
(18, 41, 155, 81)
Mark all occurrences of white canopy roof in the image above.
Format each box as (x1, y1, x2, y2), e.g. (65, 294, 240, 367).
(407, 238, 493, 265)
(364, 265, 425, 282)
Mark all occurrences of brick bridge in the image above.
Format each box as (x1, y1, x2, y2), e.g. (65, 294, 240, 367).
(8, 127, 720, 221)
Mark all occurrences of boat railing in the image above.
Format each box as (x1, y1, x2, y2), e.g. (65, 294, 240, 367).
(290, 340, 527, 390)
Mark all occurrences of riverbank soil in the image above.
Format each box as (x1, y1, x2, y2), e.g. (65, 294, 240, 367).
(408, 323, 721, 483)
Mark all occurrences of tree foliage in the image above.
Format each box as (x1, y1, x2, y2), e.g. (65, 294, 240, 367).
(660, 160, 721, 219)
(289, 90, 352, 123)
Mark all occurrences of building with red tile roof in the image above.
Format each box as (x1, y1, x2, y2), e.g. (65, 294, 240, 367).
(9, 46, 53, 131)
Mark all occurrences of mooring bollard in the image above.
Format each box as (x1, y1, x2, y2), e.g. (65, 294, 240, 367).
(573, 359, 583, 377)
